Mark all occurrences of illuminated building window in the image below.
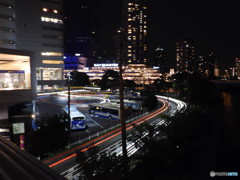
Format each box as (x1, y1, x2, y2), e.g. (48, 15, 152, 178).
(42, 7, 61, 14)
(42, 8, 48, 12)
(0, 53, 31, 90)
(41, 52, 63, 56)
(37, 68, 62, 80)
(41, 17, 63, 24)
(42, 60, 64, 64)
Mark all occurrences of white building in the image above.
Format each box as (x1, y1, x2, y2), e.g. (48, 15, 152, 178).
(0, 0, 65, 92)
(0, 0, 64, 120)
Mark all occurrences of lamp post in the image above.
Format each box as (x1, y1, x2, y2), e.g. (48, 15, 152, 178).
(67, 71, 71, 130)
(117, 28, 128, 177)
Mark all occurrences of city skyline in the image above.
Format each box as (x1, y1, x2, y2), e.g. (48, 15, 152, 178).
(98, 1, 239, 71)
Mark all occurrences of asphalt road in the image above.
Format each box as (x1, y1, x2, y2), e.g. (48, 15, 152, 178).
(37, 93, 183, 179)
(37, 94, 149, 144)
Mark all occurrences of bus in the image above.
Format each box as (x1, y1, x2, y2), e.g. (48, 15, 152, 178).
(89, 103, 120, 120)
(63, 106, 86, 130)
(109, 99, 143, 110)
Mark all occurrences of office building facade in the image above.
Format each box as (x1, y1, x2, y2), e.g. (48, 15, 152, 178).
(234, 58, 240, 78)
(196, 55, 208, 76)
(124, 0, 147, 64)
(207, 52, 216, 79)
(176, 39, 195, 73)
(0, 0, 65, 92)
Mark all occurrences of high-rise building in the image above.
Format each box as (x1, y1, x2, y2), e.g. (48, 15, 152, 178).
(124, 0, 147, 64)
(234, 58, 240, 78)
(196, 55, 208, 76)
(176, 39, 195, 73)
(0, 0, 65, 92)
(64, 0, 98, 67)
(207, 52, 216, 79)
(153, 47, 165, 72)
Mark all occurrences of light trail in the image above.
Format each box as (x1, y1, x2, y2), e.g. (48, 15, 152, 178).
(45, 98, 168, 168)
(60, 96, 187, 179)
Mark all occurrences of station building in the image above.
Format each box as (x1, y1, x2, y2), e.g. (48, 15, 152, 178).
(77, 63, 162, 85)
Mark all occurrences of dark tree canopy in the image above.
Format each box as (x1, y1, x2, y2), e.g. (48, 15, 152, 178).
(140, 85, 158, 111)
(100, 70, 119, 90)
(28, 114, 69, 157)
(123, 80, 136, 90)
(70, 71, 90, 86)
(172, 72, 215, 108)
(152, 78, 168, 92)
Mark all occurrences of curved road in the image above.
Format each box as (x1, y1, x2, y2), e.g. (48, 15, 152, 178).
(39, 96, 186, 179)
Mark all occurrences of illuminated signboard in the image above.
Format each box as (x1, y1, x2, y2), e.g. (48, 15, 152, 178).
(12, 123, 25, 134)
(93, 63, 119, 67)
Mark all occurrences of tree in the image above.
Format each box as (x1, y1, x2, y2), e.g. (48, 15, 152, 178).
(70, 70, 90, 86)
(91, 79, 101, 86)
(100, 70, 119, 90)
(123, 80, 136, 91)
(172, 72, 215, 109)
(76, 146, 123, 180)
(140, 85, 158, 111)
(152, 78, 168, 92)
(28, 113, 69, 158)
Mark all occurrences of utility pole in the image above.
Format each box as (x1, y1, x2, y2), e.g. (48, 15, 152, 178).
(67, 71, 71, 131)
(117, 28, 128, 177)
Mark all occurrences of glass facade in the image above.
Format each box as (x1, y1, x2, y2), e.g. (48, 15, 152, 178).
(0, 53, 31, 90)
(36, 68, 62, 80)
(126, 0, 147, 64)
(77, 63, 161, 85)
(176, 39, 195, 73)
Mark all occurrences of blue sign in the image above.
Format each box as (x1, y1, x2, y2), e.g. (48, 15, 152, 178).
(0, 70, 25, 73)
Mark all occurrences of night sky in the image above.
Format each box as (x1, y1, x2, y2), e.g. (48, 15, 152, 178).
(97, 1, 239, 71)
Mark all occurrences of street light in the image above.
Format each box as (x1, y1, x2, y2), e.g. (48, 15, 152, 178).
(67, 71, 71, 130)
(117, 27, 128, 177)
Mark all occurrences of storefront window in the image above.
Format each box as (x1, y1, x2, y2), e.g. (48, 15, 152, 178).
(0, 53, 31, 90)
(37, 68, 62, 80)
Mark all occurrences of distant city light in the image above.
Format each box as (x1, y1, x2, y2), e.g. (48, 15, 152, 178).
(42, 8, 48, 12)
